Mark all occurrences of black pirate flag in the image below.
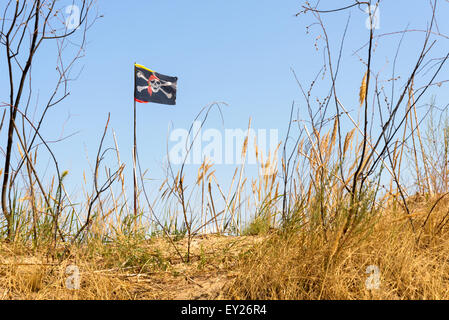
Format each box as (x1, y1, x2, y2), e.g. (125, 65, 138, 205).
(134, 64, 177, 105)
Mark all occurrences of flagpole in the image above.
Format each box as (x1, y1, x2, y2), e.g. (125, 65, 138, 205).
(133, 63, 138, 230)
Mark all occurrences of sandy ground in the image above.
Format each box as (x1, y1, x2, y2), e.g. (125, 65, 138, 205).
(0, 235, 264, 300)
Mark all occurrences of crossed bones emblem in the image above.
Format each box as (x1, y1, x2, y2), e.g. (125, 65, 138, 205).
(136, 71, 176, 99)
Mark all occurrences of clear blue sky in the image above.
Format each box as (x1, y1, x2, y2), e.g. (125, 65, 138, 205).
(1, 0, 449, 201)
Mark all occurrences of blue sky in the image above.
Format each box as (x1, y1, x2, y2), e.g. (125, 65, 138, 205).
(1, 0, 449, 201)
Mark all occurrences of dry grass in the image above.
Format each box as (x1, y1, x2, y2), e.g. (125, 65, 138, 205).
(3, 195, 449, 300)
(0, 235, 262, 300)
(225, 195, 449, 300)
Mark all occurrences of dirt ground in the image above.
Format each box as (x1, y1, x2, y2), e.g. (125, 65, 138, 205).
(0, 235, 264, 300)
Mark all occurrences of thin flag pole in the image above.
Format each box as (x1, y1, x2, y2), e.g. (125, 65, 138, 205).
(133, 63, 138, 229)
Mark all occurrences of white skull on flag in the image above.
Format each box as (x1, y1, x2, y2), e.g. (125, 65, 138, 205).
(136, 70, 176, 99)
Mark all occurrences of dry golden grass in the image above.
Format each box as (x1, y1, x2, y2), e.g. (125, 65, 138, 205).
(225, 195, 449, 300)
(0, 235, 262, 300)
(3, 194, 449, 300)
